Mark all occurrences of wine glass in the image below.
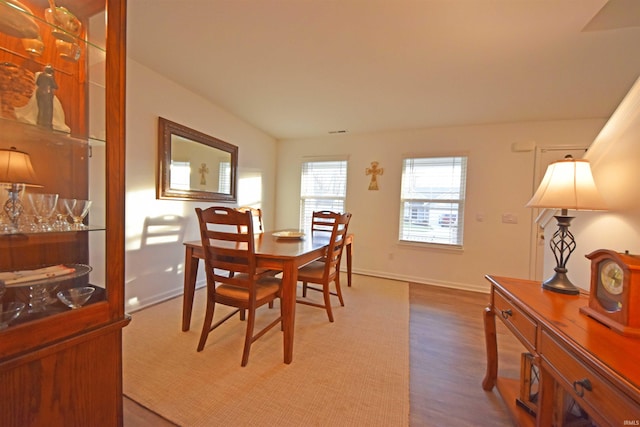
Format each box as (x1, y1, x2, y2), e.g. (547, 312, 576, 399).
(64, 199, 92, 230)
(57, 287, 95, 309)
(27, 193, 58, 232)
(0, 302, 25, 329)
(17, 193, 37, 233)
(52, 198, 72, 231)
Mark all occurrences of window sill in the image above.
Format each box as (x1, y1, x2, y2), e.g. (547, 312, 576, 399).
(397, 240, 464, 253)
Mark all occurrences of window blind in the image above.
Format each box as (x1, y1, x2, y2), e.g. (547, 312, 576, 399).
(399, 156, 467, 246)
(299, 160, 348, 231)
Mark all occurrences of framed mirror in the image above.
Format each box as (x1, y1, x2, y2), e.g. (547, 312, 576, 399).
(157, 117, 238, 202)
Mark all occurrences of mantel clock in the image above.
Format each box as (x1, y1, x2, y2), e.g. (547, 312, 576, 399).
(580, 249, 640, 337)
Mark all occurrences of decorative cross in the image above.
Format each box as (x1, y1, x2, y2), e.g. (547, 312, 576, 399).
(365, 161, 383, 190)
(198, 163, 209, 185)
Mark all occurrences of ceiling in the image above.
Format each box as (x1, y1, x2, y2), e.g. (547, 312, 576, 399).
(127, 0, 640, 140)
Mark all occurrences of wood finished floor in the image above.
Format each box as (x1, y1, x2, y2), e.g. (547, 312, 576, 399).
(123, 282, 524, 426)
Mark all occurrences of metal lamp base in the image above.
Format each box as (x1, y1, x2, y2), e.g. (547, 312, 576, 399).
(541, 211, 580, 296)
(542, 270, 580, 295)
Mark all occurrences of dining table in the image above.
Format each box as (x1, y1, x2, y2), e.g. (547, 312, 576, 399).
(181, 231, 353, 364)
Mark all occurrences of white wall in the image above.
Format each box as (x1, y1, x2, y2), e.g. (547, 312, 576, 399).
(124, 60, 277, 311)
(563, 76, 640, 290)
(276, 119, 606, 292)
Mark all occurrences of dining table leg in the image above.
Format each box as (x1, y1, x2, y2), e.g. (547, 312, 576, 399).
(182, 245, 199, 332)
(280, 260, 297, 364)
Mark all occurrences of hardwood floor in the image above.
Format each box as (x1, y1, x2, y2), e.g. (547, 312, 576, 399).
(123, 398, 176, 427)
(123, 281, 523, 426)
(409, 282, 523, 426)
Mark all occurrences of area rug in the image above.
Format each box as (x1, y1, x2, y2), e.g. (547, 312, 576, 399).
(123, 274, 410, 426)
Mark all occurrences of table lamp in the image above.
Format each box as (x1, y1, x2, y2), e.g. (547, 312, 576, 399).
(526, 155, 607, 295)
(0, 147, 41, 232)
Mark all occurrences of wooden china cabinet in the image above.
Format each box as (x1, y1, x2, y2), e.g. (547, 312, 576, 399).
(0, 0, 128, 426)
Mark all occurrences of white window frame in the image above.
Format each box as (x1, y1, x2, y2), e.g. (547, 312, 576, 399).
(399, 155, 468, 247)
(299, 158, 348, 231)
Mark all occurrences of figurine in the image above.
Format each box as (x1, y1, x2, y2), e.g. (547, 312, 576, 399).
(36, 65, 57, 129)
(14, 66, 70, 133)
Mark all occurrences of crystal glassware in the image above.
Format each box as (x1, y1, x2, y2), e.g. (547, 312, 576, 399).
(64, 199, 92, 230)
(17, 193, 37, 233)
(22, 36, 44, 56)
(27, 284, 51, 313)
(52, 198, 72, 231)
(0, 184, 11, 233)
(0, 302, 25, 329)
(28, 193, 58, 232)
(44, 5, 82, 42)
(57, 286, 95, 309)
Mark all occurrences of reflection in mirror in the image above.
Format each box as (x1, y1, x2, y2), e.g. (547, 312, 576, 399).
(158, 117, 237, 202)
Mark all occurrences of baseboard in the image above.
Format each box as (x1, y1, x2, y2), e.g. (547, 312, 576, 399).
(125, 281, 206, 313)
(127, 269, 489, 314)
(349, 268, 491, 294)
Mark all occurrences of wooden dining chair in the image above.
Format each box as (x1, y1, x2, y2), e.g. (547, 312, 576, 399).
(305, 210, 340, 265)
(297, 211, 352, 322)
(235, 206, 264, 234)
(195, 206, 283, 366)
(235, 206, 281, 285)
(309, 210, 354, 288)
(302, 210, 346, 291)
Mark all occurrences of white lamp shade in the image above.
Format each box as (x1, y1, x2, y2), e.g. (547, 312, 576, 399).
(526, 157, 607, 211)
(0, 147, 40, 185)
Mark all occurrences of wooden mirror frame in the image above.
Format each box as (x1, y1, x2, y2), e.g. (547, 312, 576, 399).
(157, 117, 238, 202)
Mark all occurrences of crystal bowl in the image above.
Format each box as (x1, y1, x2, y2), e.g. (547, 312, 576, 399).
(0, 302, 26, 329)
(57, 286, 95, 309)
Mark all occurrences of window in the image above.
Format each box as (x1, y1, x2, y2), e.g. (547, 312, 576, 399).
(300, 159, 348, 231)
(218, 161, 230, 193)
(169, 161, 191, 190)
(399, 156, 467, 246)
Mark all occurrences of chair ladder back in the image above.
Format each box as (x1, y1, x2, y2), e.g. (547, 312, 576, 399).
(235, 206, 264, 234)
(196, 207, 258, 287)
(311, 210, 339, 235)
(322, 212, 352, 279)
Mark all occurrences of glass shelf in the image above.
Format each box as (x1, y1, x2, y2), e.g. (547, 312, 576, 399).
(0, 116, 97, 143)
(0, 263, 96, 324)
(1, 263, 91, 289)
(0, 0, 105, 52)
(0, 225, 105, 236)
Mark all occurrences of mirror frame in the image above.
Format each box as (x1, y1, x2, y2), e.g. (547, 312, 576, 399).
(157, 117, 238, 202)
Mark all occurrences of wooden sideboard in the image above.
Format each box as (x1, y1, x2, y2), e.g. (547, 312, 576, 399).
(483, 275, 640, 426)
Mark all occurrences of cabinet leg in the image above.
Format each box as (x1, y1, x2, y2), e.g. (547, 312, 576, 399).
(536, 364, 555, 427)
(482, 305, 498, 390)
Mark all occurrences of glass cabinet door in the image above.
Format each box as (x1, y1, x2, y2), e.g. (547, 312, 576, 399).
(0, 0, 112, 351)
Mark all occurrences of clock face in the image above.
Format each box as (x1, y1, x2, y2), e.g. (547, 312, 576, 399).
(600, 260, 624, 295)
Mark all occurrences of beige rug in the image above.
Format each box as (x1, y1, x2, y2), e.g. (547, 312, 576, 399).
(123, 274, 409, 426)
